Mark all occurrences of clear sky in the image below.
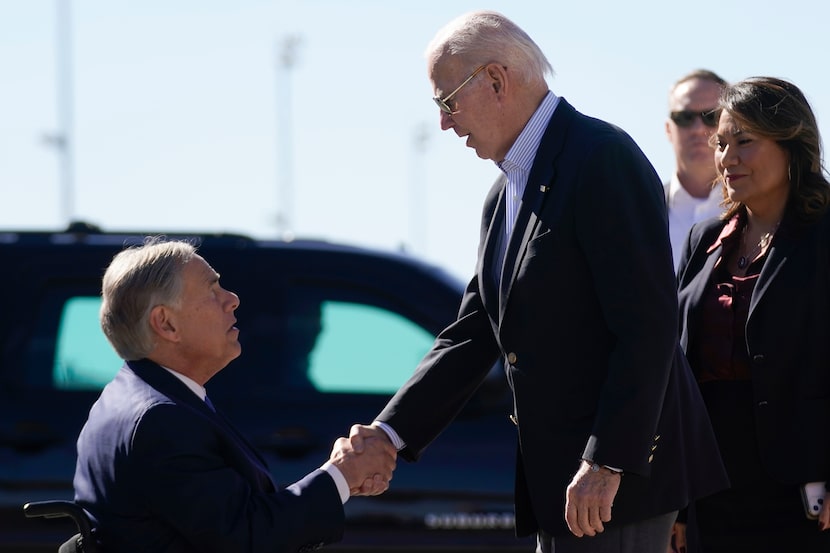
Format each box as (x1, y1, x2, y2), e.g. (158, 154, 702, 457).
(3, 0, 829, 280)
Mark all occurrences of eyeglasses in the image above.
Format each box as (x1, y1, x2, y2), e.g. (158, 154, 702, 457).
(670, 109, 720, 128)
(433, 65, 486, 115)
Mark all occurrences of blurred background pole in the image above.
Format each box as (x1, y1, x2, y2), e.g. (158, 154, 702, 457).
(55, 0, 75, 225)
(408, 122, 429, 255)
(275, 34, 301, 239)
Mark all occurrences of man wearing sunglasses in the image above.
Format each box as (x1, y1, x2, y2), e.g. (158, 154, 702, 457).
(665, 69, 728, 270)
(350, 10, 727, 553)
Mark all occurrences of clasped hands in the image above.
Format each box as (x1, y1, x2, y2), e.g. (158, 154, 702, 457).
(328, 423, 397, 497)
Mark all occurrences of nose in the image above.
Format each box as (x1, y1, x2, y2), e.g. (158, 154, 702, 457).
(439, 110, 454, 131)
(717, 144, 738, 168)
(224, 289, 240, 311)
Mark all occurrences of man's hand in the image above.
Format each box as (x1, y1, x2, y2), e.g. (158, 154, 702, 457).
(347, 423, 397, 496)
(328, 423, 397, 496)
(819, 489, 830, 531)
(564, 460, 621, 537)
(669, 522, 686, 553)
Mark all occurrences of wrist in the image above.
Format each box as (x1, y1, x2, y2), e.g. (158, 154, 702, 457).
(583, 459, 623, 474)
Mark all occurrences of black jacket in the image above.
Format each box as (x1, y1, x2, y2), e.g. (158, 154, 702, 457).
(379, 99, 728, 537)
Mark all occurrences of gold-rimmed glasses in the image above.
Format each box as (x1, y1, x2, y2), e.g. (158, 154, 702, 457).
(433, 65, 486, 115)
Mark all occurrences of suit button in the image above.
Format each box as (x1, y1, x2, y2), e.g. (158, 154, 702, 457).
(509, 414, 518, 426)
(752, 354, 765, 363)
(507, 352, 518, 364)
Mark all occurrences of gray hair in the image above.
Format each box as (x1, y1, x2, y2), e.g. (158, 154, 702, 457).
(100, 237, 197, 360)
(425, 10, 553, 85)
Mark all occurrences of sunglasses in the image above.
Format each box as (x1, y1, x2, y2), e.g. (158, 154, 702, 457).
(433, 65, 486, 115)
(670, 109, 720, 128)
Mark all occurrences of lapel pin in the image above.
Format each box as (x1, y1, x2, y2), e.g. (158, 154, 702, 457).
(539, 185, 549, 193)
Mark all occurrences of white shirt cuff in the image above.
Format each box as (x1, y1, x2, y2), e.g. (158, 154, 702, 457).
(374, 420, 406, 451)
(320, 462, 350, 504)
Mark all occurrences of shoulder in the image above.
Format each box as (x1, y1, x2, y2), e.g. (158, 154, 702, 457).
(558, 100, 635, 143)
(677, 217, 726, 277)
(690, 217, 725, 253)
(98, 365, 191, 431)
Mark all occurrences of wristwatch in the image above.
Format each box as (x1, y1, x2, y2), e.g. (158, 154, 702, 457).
(584, 459, 623, 474)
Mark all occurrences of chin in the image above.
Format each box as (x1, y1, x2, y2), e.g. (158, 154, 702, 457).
(226, 344, 242, 363)
(473, 148, 494, 161)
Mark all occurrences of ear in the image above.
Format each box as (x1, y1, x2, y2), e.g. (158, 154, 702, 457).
(149, 305, 179, 343)
(665, 119, 672, 141)
(485, 63, 508, 96)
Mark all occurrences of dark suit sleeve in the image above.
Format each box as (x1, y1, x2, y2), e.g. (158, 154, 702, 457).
(377, 273, 501, 461)
(575, 137, 678, 475)
(377, 180, 504, 460)
(129, 404, 344, 553)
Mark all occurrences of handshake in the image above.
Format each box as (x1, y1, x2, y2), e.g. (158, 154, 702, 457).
(328, 423, 397, 497)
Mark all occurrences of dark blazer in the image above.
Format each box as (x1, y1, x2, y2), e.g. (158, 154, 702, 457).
(677, 210, 830, 485)
(74, 359, 344, 553)
(378, 98, 728, 537)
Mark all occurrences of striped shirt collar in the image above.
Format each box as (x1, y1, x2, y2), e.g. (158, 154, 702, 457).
(496, 91, 559, 244)
(497, 91, 560, 178)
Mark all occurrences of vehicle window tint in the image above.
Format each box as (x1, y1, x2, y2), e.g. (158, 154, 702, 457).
(53, 296, 121, 390)
(46, 295, 435, 396)
(308, 301, 433, 394)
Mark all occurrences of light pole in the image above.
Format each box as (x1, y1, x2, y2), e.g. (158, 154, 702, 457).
(409, 122, 430, 255)
(44, 0, 75, 226)
(275, 34, 301, 239)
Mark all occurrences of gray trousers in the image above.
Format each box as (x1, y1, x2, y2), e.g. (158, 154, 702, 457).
(536, 511, 677, 553)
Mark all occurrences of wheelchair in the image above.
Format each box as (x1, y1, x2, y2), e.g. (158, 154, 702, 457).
(23, 500, 99, 553)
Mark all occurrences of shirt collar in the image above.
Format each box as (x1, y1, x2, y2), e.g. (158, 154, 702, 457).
(497, 91, 560, 175)
(161, 366, 208, 401)
(706, 214, 742, 254)
(667, 173, 721, 208)
(667, 173, 687, 206)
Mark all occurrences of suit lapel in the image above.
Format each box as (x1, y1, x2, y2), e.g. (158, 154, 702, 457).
(207, 407, 278, 491)
(499, 181, 552, 306)
(497, 101, 568, 320)
(480, 179, 507, 315)
(128, 359, 277, 491)
(748, 220, 798, 322)
(681, 242, 721, 352)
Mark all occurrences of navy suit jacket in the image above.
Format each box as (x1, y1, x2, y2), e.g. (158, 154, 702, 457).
(74, 359, 344, 553)
(378, 99, 728, 537)
(677, 210, 830, 485)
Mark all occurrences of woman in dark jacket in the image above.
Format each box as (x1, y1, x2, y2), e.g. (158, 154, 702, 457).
(676, 77, 830, 552)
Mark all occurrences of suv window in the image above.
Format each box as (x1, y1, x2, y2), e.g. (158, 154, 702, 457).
(54, 297, 120, 390)
(309, 301, 434, 393)
(49, 295, 434, 395)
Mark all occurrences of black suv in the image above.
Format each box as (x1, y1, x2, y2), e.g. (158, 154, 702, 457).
(0, 224, 531, 552)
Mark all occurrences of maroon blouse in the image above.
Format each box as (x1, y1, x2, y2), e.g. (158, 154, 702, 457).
(691, 216, 765, 383)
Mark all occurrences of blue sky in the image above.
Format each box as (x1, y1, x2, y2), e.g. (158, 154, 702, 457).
(3, 0, 829, 279)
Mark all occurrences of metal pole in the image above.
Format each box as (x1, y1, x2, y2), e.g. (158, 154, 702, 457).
(55, 0, 75, 224)
(275, 35, 301, 238)
(409, 122, 429, 255)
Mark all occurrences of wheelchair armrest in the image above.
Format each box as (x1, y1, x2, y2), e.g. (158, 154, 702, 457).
(23, 500, 94, 537)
